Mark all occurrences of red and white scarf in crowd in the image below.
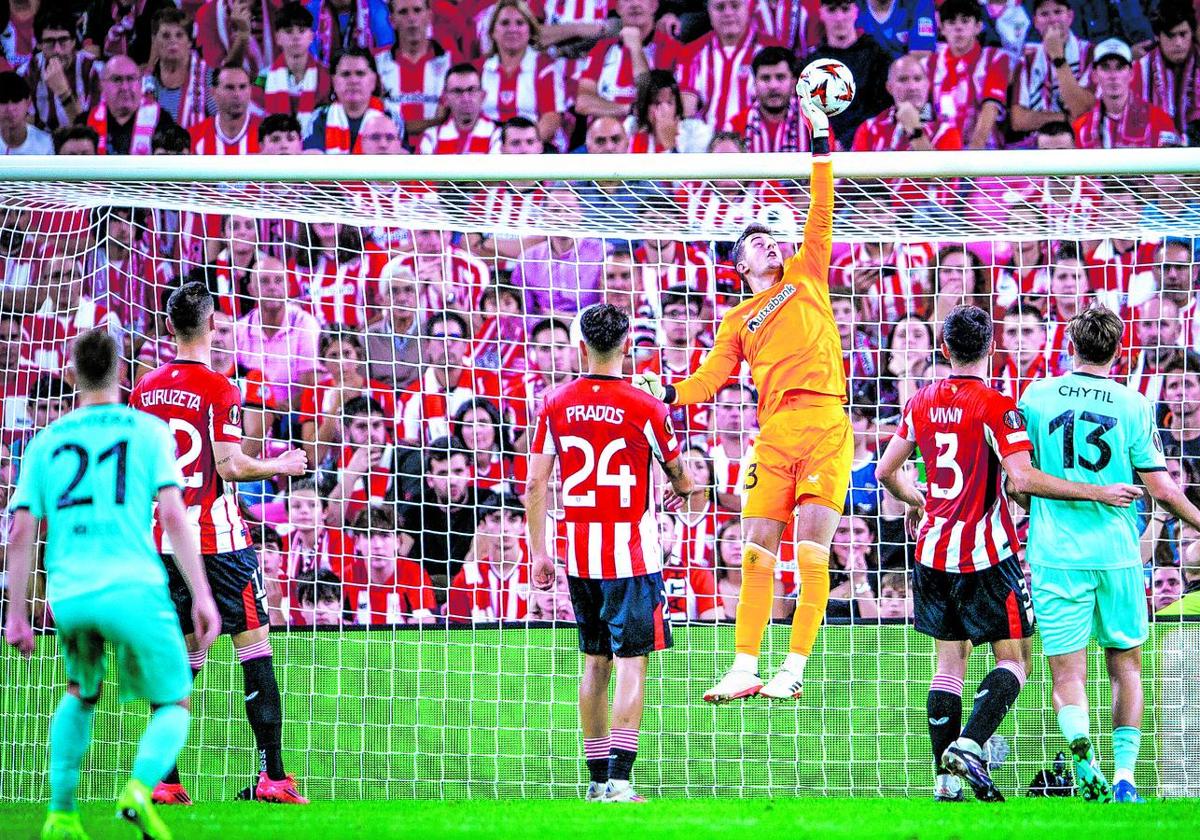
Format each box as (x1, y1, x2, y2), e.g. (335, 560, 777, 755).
(87, 100, 160, 155)
(314, 0, 374, 62)
(1137, 48, 1200, 135)
(216, 0, 272, 72)
(102, 0, 147, 57)
(324, 97, 387, 154)
(149, 51, 209, 129)
(264, 53, 321, 132)
(741, 96, 802, 153)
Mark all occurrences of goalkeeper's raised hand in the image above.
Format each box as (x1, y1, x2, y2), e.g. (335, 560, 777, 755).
(632, 371, 675, 403)
(796, 79, 830, 155)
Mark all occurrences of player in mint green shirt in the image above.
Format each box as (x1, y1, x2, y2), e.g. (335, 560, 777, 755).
(3, 329, 219, 840)
(1018, 307, 1200, 805)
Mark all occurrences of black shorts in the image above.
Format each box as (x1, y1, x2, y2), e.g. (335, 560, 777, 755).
(913, 555, 1035, 645)
(164, 547, 267, 637)
(567, 572, 672, 658)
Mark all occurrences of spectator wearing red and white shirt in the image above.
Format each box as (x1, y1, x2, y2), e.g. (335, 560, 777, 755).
(731, 46, 817, 152)
(575, 0, 683, 119)
(22, 255, 117, 374)
(1133, 3, 1200, 144)
(377, 0, 457, 141)
(303, 48, 394, 153)
(681, 0, 767, 133)
(659, 512, 722, 621)
(448, 495, 531, 622)
(754, 0, 807, 53)
(194, 0, 274, 80)
(20, 9, 101, 133)
(465, 118, 548, 265)
(1121, 296, 1184, 404)
(708, 381, 756, 505)
(480, 0, 565, 147)
(419, 62, 499, 154)
(282, 479, 358, 623)
(0, 312, 36, 434)
(1156, 239, 1200, 351)
(1075, 38, 1179, 149)
(401, 228, 491, 323)
(452, 397, 512, 494)
(1010, 0, 1095, 137)
(142, 7, 212, 131)
(290, 222, 388, 329)
(258, 111, 304, 152)
(190, 65, 262, 154)
(87, 55, 178, 155)
(635, 287, 712, 438)
(1044, 244, 1093, 374)
(87, 206, 162, 342)
(500, 317, 577, 448)
(1083, 187, 1159, 314)
(398, 312, 502, 444)
(995, 303, 1050, 399)
(829, 233, 935, 324)
(258, 2, 332, 135)
(325, 395, 401, 529)
(345, 507, 436, 624)
(929, 0, 1012, 150)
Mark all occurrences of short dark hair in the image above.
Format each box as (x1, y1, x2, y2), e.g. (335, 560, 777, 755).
(53, 125, 98, 154)
(72, 327, 119, 390)
(1152, 0, 1197, 36)
(731, 223, 773, 274)
(476, 490, 524, 524)
(1068, 306, 1124, 365)
(1036, 120, 1076, 142)
(211, 62, 251, 88)
(752, 46, 794, 77)
(1004, 301, 1045, 322)
(150, 7, 191, 39)
(424, 311, 469, 338)
(342, 395, 385, 421)
(275, 0, 316, 30)
(0, 72, 30, 104)
(579, 303, 629, 357)
(938, 0, 984, 23)
(942, 305, 993, 364)
(350, 504, 397, 534)
(331, 47, 379, 79)
(425, 435, 467, 470)
(1163, 350, 1200, 376)
(152, 122, 191, 154)
(530, 316, 571, 344)
(708, 130, 746, 152)
(500, 115, 538, 144)
(295, 569, 342, 607)
(320, 329, 364, 355)
(660, 285, 703, 316)
(167, 282, 215, 340)
(34, 8, 78, 40)
(445, 61, 481, 84)
(258, 112, 302, 142)
(29, 372, 67, 403)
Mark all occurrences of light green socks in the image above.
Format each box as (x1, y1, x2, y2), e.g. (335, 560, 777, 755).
(1112, 726, 1142, 785)
(132, 704, 191, 788)
(48, 693, 95, 812)
(1057, 704, 1091, 747)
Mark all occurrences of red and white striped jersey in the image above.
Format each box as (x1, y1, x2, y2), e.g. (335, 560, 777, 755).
(470, 312, 529, 385)
(1015, 37, 1093, 113)
(1121, 348, 1170, 404)
(662, 553, 720, 620)
(21, 298, 116, 372)
(473, 184, 548, 230)
(580, 30, 684, 106)
(928, 43, 1011, 148)
(480, 49, 564, 125)
(130, 360, 253, 556)
(294, 245, 388, 329)
(829, 241, 935, 323)
(447, 555, 531, 622)
(499, 369, 559, 433)
(753, 0, 808, 53)
(375, 43, 456, 126)
(189, 114, 262, 155)
(1073, 95, 1179, 150)
(344, 559, 436, 624)
(633, 241, 717, 300)
(329, 443, 398, 524)
(299, 375, 397, 427)
(397, 247, 491, 314)
(851, 109, 963, 205)
(1133, 47, 1200, 136)
(1084, 239, 1159, 315)
(665, 503, 723, 569)
(90, 249, 161, 339)
(994, 353, 1049, 400)
(681, 25, 768, 132)
(708, 436, 753, 498)
(676, 179, 792, 234)
(418, 115, 499, 155)
(543, 0, 610, 25)
(896, 376, 1032, 573)
(636, 348, 714, 437)
(397, 366, 502, 444)
(531, 375, 681, 579)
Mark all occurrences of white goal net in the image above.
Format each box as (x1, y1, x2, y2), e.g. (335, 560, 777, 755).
(0, 150, 1198, 801)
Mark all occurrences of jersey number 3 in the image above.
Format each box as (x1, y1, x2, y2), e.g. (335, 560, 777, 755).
(929, 432, 964, 500)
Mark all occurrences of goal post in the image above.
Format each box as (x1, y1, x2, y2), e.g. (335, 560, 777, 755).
(0, 150, 1197, 802)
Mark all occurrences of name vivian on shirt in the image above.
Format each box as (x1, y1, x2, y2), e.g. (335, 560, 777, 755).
(565, 404, 626, 425)
(928, 407, 963, 424)
(139, 388, 202, 412)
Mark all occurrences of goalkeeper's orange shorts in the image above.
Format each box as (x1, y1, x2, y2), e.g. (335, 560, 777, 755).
(742, 393, 853, 522)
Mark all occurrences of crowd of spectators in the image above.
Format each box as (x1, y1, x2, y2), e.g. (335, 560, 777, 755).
(0, 0, 1199, 626)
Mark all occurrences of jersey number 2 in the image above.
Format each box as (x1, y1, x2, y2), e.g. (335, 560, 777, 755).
(52, 441, 128, 510)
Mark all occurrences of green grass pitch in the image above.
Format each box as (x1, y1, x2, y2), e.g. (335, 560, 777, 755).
(2, 798, 1199, 839)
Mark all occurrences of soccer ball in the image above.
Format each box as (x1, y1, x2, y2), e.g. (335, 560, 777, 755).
(798, 58, 856, 117)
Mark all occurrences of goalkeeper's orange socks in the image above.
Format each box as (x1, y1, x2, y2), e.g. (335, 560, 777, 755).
(789, 541, 831, 656)
(733, 542, 778, 670)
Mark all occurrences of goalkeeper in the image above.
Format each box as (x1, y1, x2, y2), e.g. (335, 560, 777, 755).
(634, 83, 850, 703)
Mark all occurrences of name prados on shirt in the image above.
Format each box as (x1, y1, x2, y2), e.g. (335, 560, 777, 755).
(565, 404, 626, 425)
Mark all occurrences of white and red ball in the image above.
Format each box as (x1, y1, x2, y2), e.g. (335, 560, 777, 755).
(798, 58, 856, 117)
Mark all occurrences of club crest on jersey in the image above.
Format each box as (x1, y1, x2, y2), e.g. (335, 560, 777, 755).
(1003, 410, 1023, 430)
(745, 284, 796, 332)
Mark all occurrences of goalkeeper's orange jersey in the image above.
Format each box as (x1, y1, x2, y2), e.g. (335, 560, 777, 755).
(672, 159, 844, 425)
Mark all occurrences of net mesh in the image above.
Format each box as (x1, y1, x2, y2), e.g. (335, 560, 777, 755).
(0, 159, 1199, 801)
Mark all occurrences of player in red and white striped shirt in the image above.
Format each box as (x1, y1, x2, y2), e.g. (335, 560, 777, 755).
(681, 0, 770, 132)
(527, 303, 699, 803)
(876, 304, 1140, 802)
(189, 66, 262, 155)
(129, 283, 310, 806)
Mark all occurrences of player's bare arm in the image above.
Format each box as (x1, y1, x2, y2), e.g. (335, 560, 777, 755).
(875, 435, 927, 538)
(526, 452, 556, 591)
(1139, 469, 1200, 531)
(213, 439, 308, 483)
(660, 455, 699, 513)
(2, 509, 38, 657)
(156, 486, 221, 652)
(1002, 450, 1142, 509)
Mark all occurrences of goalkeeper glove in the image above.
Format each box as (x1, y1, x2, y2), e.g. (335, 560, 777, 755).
(796, 80, 831, 156)
(632, 372, 675, 403)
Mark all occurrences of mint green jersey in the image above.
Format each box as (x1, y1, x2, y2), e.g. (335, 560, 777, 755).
(8, 403, 183, 602)
(1019, 372, 1166, 570)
